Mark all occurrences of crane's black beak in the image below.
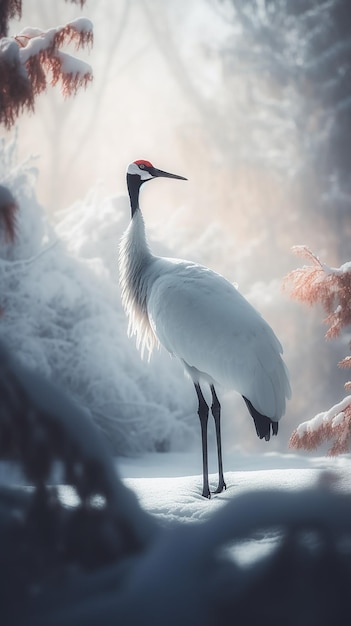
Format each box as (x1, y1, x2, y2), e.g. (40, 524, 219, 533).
(152, 167, 187, 181)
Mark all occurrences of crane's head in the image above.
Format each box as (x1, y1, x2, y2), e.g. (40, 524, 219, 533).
(127, 160, 187, 215)
(127, 159, 187, 183)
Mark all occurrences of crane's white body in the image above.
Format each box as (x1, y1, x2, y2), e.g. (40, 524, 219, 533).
(119, 209, 290, 422)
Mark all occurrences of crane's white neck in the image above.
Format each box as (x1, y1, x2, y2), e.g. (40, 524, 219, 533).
(121, 208, 150, 263)
(118, 209, 157, 358)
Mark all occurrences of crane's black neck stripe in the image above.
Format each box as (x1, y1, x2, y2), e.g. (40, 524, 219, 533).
(127, 173, 143, 217)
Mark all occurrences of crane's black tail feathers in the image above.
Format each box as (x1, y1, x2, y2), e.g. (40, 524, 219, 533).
(243, 396, 278, 441)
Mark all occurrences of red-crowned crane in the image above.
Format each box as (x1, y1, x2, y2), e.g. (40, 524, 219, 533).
(119, 159, 291, 498)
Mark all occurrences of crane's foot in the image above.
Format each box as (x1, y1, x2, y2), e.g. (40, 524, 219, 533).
(202, 487, 211, 499)
(213, 480, 227, 494)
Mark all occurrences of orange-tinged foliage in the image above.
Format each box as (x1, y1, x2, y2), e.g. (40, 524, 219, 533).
(283, 245, 351, 339)
(289, 402, 351, 456)
(285, 245, 351, 455)
(339, 356, 351, 369)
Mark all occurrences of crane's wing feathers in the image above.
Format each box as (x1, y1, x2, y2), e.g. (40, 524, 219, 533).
(147, 258, 291, 421)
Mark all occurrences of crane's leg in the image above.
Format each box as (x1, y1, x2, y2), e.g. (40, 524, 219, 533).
(194, 382, 211, 499)
(210, 385, 227, 494)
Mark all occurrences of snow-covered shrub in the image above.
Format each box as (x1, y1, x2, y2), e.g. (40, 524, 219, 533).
(0, 139, 195, 454)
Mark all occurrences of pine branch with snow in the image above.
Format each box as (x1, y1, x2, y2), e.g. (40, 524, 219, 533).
(284, 245, 351, 454)
(0, 8, 93, 129)
(289, 396, 351, 455)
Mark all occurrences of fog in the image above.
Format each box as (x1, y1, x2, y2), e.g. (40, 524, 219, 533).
(4, 0, 351, 452)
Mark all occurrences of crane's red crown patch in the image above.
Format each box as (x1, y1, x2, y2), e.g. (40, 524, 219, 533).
(134, 159, 153, 168)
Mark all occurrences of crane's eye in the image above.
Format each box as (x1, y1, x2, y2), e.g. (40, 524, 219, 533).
(139, 163, 145, 169)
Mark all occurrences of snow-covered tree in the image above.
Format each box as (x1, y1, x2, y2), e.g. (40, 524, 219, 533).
(284, 245, 351, 454)
(0, 0, 93, 129)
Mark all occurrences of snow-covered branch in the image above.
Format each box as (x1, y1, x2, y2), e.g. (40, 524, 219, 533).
(0, 13, 93, 129)
(285, 245, 351, 454)
(289, 395, 351, 455)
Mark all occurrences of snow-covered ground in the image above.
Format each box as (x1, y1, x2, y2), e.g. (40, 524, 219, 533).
(1, 343, 350, 624)
(117, 450, 351, 563)
(1, 449, 350, 566)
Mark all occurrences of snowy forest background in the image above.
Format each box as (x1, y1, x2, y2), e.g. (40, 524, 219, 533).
(2, 0, 351, 457)
(2, 1, 351, 624)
